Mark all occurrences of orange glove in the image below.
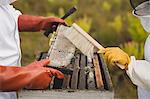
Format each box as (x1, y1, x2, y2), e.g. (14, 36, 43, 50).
(0, 59, 64, 92)
(18, 15, 66, 32)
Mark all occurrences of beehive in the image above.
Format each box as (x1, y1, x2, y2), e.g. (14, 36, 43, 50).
(17, 52, 114, 99)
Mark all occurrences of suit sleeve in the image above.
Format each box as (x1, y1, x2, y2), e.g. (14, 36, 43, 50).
(0, 0, 16, 6)
(127, 56, 150, 91)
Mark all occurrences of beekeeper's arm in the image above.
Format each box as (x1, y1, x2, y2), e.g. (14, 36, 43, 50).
(18, 15, 66, 32)
(0, 0, 66, 32)
(0, 59, 64, 92)
(99, 48, 150, 91)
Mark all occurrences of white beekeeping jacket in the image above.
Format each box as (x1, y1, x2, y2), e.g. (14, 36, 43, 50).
(0, 1, 22, 99)
(127, 35, 150, 99)
(0, 0, 16, 6)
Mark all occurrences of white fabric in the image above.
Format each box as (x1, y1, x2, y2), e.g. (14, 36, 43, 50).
(133, 1, 150, 16)
(144, 35, 150, 62)
(138, 87, 150, 99)
(0, 4, 21, 99)
(137, 15, 150, 32)
(138, 35, 150, 99)
(133, 11, 150, 32)
(0, 0, 16, 6)
(127, 35, 150, 99)
(127, 56, 150, 90)
(132, 1, 150, 32)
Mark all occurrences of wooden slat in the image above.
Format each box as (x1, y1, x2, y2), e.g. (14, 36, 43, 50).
(53, 66, 73, 89)
(49, 77, 55, 89)
(98, 54, 113, 90)
(87, 58, 96, 89)
(51, 53, 112, 91)
(71, 54, 80, 89)
(78, 55, 87, 89)
(62, 75, 71, 89)
(53, 78, 63, 89)
(18, 90, 114, 99)
(62, 75, 69, 89)
(62, 64, 72, 89)
(66, 75, 71, 89)
(93, 54, 104, 90)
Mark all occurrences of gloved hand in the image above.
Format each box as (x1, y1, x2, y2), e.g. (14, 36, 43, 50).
(18, 15, 66, 32)
(98, 47, 130, 70)
(0, 59, 64, 92)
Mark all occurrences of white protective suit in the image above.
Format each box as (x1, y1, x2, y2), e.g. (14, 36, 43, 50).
(127, 35, 150, 99)
(0, 0, 16, 6)
(0, 0, 22, 99)
(126, 12, 150, 98)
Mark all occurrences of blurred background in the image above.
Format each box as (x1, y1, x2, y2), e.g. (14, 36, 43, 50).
(13, 0, 149, 98)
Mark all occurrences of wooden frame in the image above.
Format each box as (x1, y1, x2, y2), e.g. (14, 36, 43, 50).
(18, 53, 114, 99)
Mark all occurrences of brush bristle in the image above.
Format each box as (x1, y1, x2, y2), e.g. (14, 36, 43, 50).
(62, 24, 96, 58)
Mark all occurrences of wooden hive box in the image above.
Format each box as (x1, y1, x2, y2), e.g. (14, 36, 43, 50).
(17, 53, 114, 99)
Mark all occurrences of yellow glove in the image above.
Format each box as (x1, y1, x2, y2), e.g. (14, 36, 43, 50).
(98, 47, 130, 70)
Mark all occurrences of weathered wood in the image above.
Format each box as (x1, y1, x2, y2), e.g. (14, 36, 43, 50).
(62, 75, 71, 89)
(93, 54, 104, 90)
(53, 78, 63, 89)
(78, 55, 87, 89)
(67, 64, 73, 89)
(71, 54, 80, 89)
(62, 64, 72, 89)
(98, 54, 113, 90)
(62, 75, 69, 89)
(18, 90, 114, 99)
(49, 77, 54, 89)
(18, 53, 114, 99)
(87, 58, 96, 89)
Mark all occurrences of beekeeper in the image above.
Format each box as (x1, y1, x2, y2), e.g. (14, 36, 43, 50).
(0, 0, 65, 99)
(100, 0, 150, 99)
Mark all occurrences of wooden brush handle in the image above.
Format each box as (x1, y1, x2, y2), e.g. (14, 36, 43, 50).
(61, 6, 77, 20)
